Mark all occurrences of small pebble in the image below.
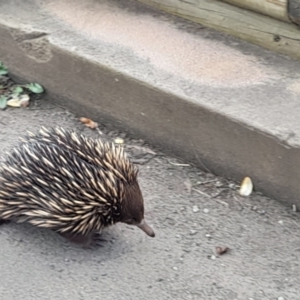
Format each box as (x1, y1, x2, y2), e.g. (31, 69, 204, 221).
(278, 220, 283, 225)
(229, 183, 236, 189)
(114, 137, 124, 144)
(192, 205, 199, 213)
(203, 208, 209, 213)
(172, 267, 178, 271)
(190, 230, 197, 235)
(278, 297, 284, 300)
(205, 234, 211, 238)
(210, 255, 216, 260)
(292, 204, 297, 212)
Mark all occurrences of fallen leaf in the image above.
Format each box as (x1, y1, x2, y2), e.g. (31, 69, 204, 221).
(239, 176, 253, 197)
(24, 83, 44, 94)
(80, 117, 98, 129)
(12, 86, 23, 95)
(20, 95, 30, 107)
(216, 246, 229, 255)
(7, 98, 21, 107)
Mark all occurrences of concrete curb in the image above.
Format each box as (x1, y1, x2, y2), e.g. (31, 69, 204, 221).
(1, 0, 300, 208)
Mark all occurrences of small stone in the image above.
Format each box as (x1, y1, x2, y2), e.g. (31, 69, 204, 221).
(205, 234, 211, 238)
(259, 210, 266, 215)
(278, 220, 283, 225)
(203, 208, 209, 213)
(278, 297, 284, 300)
(114, 137, 124, 144)
(251, 206, 258, 211)
(190, 230, 197, 235)
(192, 205, 199, 213)
(292, 204, 297, 212)
(210, 255, 216, 260)
(229, 183, 236, 189)
(172, 267, 178, 271)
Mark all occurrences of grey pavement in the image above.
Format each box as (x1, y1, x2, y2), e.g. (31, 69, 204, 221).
(1, 0, 300, 298)
(0, 101, 299, 300)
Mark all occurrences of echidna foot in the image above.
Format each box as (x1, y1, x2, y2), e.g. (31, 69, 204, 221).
(91, 232, 106, 247)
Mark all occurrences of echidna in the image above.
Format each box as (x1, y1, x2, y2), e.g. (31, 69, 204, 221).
(0, 127, 155, 247)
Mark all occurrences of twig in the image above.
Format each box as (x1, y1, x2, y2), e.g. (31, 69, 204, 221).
(211, 189, 226, 198)
(168, 160, 190, 167)
(192, 188, 210, 198)
(216, 199, 229, 207)
(195, 179, 218, 186)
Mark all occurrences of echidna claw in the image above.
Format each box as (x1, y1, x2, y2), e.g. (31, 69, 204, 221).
(91, 233, 107, 247)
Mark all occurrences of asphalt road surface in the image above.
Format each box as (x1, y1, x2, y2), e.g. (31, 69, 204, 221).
(0, 101, 299, 300)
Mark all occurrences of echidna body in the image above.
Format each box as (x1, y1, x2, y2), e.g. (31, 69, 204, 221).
(0, 127, 155, 247)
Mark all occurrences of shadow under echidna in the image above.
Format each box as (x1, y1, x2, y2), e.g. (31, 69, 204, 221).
(0, 126, 155, 248)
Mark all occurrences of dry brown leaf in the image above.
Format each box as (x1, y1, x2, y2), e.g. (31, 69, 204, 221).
(80, 117, 98, 129)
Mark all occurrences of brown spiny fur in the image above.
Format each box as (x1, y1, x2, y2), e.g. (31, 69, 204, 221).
(0, 127, 150, 247)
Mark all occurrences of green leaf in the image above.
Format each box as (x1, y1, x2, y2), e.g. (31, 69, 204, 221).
(0, 96, 8, 109)
(24, 83, 44, 94)
(0, 62, 8, 76)
(12, 86, 23, 95)
(12, 86, 23, 94)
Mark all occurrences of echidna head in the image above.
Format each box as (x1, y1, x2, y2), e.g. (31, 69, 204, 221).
(120, 182, 155, 238)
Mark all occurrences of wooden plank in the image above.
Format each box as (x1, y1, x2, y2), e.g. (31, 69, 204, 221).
(221, 0, 289, 22)
(136, 0, 300, 61)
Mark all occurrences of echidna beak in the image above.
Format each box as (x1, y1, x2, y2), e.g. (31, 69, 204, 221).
(137, 219, 155, 237)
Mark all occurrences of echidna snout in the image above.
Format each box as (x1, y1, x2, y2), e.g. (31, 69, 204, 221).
(137, 219, 155, 237)
(120, 182, 155, 237)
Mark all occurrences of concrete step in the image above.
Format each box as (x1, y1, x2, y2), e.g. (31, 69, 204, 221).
(1, 0, 300, 207)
